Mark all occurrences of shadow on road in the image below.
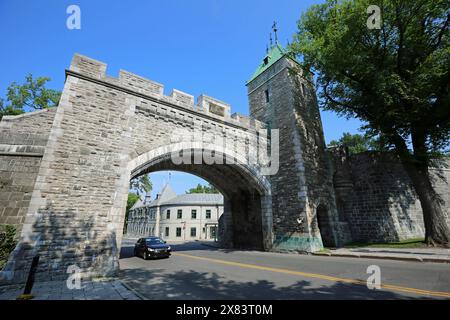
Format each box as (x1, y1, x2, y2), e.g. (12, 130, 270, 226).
(119, 239, 436, 300)
(119, 267, 428, 300)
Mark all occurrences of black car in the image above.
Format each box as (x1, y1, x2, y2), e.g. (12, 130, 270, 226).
(134, 237, 171, 260)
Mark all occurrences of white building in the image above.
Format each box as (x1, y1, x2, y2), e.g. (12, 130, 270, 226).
(126, 184, 223, 241)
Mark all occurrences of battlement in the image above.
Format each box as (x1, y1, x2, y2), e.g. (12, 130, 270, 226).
(68, 54, 265, 131)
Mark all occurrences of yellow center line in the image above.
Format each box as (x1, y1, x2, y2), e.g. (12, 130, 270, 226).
(173, 252, 450, 298)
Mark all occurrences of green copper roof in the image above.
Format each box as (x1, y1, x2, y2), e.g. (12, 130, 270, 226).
(247, 43, 287, 84)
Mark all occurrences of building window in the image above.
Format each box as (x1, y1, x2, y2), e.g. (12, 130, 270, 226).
(190, 227, 196, 237)
(264, 89, 269, 103)
(206, 210, 211, 219)
(176, 227, 182, 237)
(166, 210, 170, 219)
(165, 227, 169, 237)
(191, 209, 197, 219)
(177, 209, 182, 219)
(263, 56, 269, 65)
(202, 227, 206, 233)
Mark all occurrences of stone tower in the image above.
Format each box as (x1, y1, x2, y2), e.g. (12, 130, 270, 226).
(247, 42, 341, 251)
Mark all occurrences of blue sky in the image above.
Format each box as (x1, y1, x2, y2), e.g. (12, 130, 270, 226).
(149, 171, 206, 197)
(0, 0, 363, 198)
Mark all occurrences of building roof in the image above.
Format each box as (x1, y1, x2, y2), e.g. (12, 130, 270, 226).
(247, 43, 287, 84)
(130, 199, 144, 210)
(131, 183, 224, 209)
(160, 193, 223, 206)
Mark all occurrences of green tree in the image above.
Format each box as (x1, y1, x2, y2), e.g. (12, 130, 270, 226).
(328, 132, 388, 154)
(127, 192, 140, 213)
(0, 74, 61, 119)
(291, 0, 450, 245)
(186, 183, 219, 194)
(130, 174, 152, 196)
(329, 132, 372, 154)
(124, 193, 140, 234)
(0, 98, 24, 119)
(0, 225, 17, 270)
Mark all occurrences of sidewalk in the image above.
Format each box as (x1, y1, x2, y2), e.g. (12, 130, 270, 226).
(0, 278, 142, 300)
(313, 247, 450, 263)
(199, 241, 450, 264)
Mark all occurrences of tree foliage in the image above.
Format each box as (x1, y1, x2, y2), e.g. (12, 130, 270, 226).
(0, 224, 17, 271)
(127, 192, 140, 212)
(130, 174, 152, 196)
(328, 132, 387, 154)
(186, 183, 219, 194)
(292, 0, 450, 245)
(124, 193, 140, 234)
(0, 74, 61, 119)
(292, 0, 449, 156)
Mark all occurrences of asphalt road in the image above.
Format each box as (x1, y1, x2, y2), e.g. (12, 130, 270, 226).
(119, 239, 450, 300)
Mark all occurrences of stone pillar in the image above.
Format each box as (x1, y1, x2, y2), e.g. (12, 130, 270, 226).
(260, 195, 273, 251)
(218, 199, 233, 248)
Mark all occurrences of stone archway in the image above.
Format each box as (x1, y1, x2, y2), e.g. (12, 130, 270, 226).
(0, 54, 275, 283)
(0, 52, 338, 283)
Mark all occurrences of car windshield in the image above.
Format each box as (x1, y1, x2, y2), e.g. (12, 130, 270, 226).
(145, 238, 165, 245)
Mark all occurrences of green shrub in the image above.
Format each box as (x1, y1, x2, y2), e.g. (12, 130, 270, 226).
(0, 224, 17, 270)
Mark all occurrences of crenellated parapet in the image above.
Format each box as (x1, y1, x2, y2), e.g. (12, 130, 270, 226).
(68, 54, 265, 131)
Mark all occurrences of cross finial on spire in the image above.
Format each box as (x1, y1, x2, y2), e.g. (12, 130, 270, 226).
(272, 21, 278, 43)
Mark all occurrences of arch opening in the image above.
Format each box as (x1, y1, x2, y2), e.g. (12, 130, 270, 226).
(125, 147, 273, 251)
(316, 204, 335, 248)
(126, 171, 224, 243)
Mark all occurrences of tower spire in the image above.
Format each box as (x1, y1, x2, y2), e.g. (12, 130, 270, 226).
(272, 21, 278, 44)
(269, 32, 273, 48)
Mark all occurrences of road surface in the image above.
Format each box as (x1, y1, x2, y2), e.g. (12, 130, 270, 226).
(119, 239, 450, 300)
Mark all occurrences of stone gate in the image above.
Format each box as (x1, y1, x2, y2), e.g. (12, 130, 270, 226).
(0, 45, 339, 283)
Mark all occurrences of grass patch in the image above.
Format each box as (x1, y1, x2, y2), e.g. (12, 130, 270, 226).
(0, 225, 17, 270)
(315, 248, 331, 253)
(344, 238, 426, 249)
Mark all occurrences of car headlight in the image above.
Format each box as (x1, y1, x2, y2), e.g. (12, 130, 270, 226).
(167, 246, 171, 251)
(148, 248, 155, 252)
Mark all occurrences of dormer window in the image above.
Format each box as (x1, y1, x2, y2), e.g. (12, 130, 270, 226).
(263, 56, 269, 65)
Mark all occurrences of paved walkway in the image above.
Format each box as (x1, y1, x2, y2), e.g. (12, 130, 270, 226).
(314, 247, 450, 263)
(0, 278, 141, 300)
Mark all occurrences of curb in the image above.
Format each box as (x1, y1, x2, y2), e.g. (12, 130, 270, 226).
(312, 252, 450, 264)
(119, 280, 147, 300)
(200, 243, 450, 264)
